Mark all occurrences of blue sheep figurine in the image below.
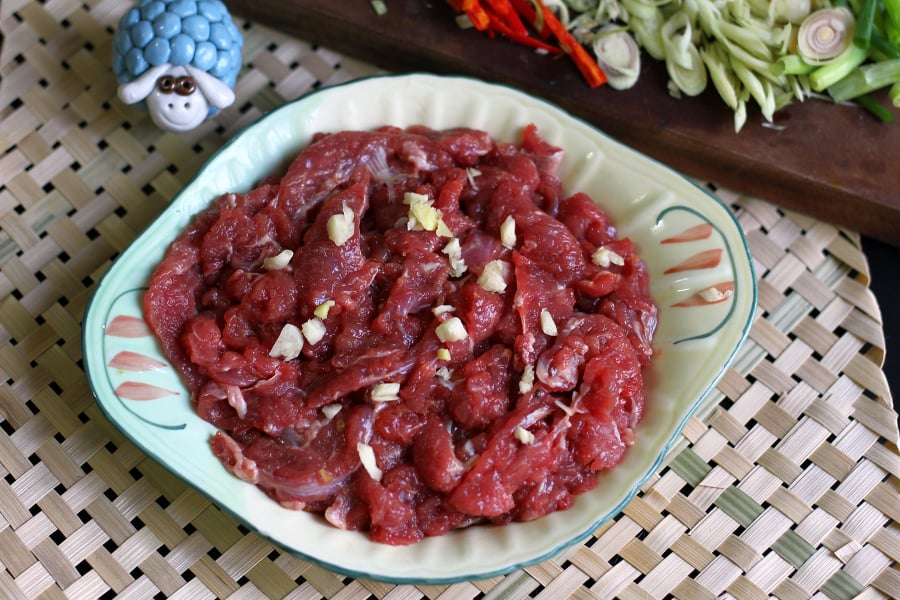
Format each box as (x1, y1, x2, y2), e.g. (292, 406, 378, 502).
(112, 0, 243, 132)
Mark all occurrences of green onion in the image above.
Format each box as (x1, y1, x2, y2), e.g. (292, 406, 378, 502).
(884, 0, 900, 31)
(827, 57, 900, 101)
(775, 55, 816, 75)
(856, 94, 896, 121)
(854, 0, 878, 49)
(810, 45, 868, 91)
(872, 29, 900, 60)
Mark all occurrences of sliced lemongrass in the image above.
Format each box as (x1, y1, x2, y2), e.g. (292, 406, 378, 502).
(797, 7, 856, 65)
(592, 26, 642, 90)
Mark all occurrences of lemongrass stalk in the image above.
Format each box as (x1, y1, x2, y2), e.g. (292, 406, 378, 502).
(827, 57, 900, 101)
(701, 43, 740, 109)
(809, 45, 868, 91)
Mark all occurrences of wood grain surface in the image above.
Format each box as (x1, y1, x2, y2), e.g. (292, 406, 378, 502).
(227, 0, 900, 245)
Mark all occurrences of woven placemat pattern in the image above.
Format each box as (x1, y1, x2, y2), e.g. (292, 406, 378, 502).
(1, 2, 898, 598)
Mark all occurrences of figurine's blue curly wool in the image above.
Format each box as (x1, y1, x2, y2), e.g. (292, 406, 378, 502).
(112, 0, 243, 112)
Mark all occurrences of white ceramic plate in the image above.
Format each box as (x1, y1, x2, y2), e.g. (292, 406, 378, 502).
(83, 74, 756, 583)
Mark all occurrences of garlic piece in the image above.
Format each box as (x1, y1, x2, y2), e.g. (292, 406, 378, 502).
(592, 246, 625, 267)
(357, 442, 383, 481)
(371, 382, 401, 402)
(436, 316, 468, 343)
(514, 426, 535, 445)
(269, 323, 304, 360)
(322, 403, 342, 420)
(314, 300, 335, 319)
(263, 249, 293, 271)
(519, 364, 535, 394)
(500, 215, 516, 249)
(327, 202, 355, 246)
(540, 309, 558, 336)
(477, 259, 508, 293)
(301, 318, 327, 345)
(442, 238, 467, 277)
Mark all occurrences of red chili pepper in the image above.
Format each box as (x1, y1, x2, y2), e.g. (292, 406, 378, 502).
(487, 15, 563, 54)
(506, 0, 550, 38)
(532, 0, 607, 87)
(446, 0, 605, 87)
(482, 0, 529, 36)
(447, 0, 492, 30)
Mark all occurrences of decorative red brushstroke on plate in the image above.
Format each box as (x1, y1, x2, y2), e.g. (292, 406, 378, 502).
(664, 248, 723, 274)
(673, 281, 735, 307)
(106, 315, 151, 338)
(115, 381, 179, 400)
(108, 351, 167, 372)
(662, 223, 713, 244)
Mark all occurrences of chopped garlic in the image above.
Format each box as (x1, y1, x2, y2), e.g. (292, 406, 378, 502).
(405, 192, 441, 232)
(356, 442, 383, 481)
(269, 323, 304, 360)
(592, 246, 625, 267)
(322, 403, 342, 420)
(302, 318, 327, 345)
(371, 382, 401, 402)
(314, 300, 335, 319)
(327, 202, 355, 246)
(436, 217, 454, 238)
(514, 426, 535, 445)
(519, 364, 535, 394)
(432, 304, 455, 316)
(699, 286, 732, 302)
(436, 316, 468, 342)
(477, 259, 508, 293)
(442, 238, 467, 277)
(436, 366, 452, 381)
(540, 309, 558, 336)
(500, 215, 516, 249)
(263, 249, 293, 271)
(437, 348, 451, 361)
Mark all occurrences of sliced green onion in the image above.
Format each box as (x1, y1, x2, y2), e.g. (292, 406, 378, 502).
(855, 94, 896, 121)
(854, 0, 877, 49)
(827, 57, 900, 101)
(809, 44, 868, 91)
(775, 55, 817, 75)
(872, 29, 900, 60)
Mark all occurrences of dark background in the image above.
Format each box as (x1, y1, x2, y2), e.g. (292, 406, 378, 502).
(861, 237, 899, 426)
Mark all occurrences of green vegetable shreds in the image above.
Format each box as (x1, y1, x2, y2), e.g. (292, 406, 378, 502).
(556, 0, 899, 130)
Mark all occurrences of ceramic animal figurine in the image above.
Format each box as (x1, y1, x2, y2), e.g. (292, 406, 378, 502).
(112, 0, 243, 132)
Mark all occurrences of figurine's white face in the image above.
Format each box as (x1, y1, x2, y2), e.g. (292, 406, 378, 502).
(144, 66, 210, 132)
(117, 63, 236, 133)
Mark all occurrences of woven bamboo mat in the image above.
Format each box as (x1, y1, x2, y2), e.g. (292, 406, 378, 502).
(1, 2, 898, 598)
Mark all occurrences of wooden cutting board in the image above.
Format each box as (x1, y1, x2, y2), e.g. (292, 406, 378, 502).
(227, 0, 900, 245)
